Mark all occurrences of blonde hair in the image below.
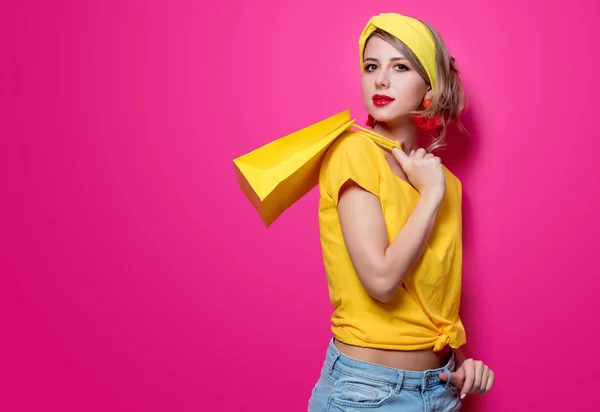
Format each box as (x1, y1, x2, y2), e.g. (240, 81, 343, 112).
(369, 23, 466, 152)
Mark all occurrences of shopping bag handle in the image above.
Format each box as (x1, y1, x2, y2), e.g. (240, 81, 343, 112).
(352, 124, 402, 151)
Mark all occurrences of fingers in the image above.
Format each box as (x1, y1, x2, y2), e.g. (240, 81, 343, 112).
(482, 366, 493, 394)
(438, 369, 465, 388)
(450, 371, 465, 388)
(485, 371, 495, 393)
(451, 370, 465, 388)
(458, 359, 495, 399)
(392, 147, 435, 160)
(460, 359, 475, 399)
(416, 151, 441, 166)
(392, 142, 421, 168)
(478, 367, 494, 394)
(414, 148, 427, 159)
(473, 361, 495, 395)
(391, 146, 442, 176)
(391, 147, 409, 169)
(424, 153, 442, 165)
(474, 361, 484, 393)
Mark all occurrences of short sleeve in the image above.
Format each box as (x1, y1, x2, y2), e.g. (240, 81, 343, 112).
(320, 133, 381, 205)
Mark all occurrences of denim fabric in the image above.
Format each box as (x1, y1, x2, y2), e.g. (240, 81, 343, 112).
(308, 339, 462, 412)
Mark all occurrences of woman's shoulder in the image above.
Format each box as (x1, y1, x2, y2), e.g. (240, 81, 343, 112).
(319, 131, 383, 196)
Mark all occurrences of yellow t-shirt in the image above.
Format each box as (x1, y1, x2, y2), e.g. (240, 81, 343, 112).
(318, 131, 466, 352)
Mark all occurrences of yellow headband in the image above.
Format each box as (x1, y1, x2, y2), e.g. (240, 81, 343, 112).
(359, 13, 437, 91)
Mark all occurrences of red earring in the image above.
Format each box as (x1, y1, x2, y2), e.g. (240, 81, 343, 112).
(366, 114, 376, 128)
(414, 99, 442, 130)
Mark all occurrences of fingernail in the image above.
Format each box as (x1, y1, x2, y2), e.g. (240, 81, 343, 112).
(460, 394, 466, 400)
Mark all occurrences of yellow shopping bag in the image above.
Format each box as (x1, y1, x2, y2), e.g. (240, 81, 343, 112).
(232, 110, 400, 227)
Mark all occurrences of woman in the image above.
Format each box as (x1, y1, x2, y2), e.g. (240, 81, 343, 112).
(308, 13, 494, 411)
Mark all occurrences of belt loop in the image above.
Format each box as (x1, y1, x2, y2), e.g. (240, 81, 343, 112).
(442, 367, 452, 389)
(394, 371, 404, 394)
(326, 352, 340, 375)
(443, 349, 455, 389)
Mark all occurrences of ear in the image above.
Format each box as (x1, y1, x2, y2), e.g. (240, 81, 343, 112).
(424, 88, 433, 101)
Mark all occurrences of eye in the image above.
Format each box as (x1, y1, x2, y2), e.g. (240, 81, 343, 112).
(395, 64, 409, 72)
(364, 64, 378, 72)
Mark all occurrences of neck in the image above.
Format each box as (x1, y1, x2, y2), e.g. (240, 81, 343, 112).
(372, 118, 420, 154)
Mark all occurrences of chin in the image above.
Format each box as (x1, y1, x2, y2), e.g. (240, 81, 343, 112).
(371, 111, 402, 124)
(369, 104, 408, 120)
(369, 107, 409, 123)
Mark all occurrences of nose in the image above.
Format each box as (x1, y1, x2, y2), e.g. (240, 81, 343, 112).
(375, 69, 390, 89)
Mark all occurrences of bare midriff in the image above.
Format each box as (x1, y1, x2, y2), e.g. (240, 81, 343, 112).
(333, 339, 451, 371)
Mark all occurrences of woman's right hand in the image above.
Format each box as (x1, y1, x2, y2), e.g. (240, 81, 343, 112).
(391, 147, 446, 200)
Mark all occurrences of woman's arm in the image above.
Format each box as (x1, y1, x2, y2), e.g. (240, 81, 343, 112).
(337, 181, 443, 303)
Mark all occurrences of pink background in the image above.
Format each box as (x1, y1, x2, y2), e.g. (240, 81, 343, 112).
(3, 0, 599, 411)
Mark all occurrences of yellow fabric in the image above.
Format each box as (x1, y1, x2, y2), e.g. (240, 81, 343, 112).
(359, 12, 437, 90)
(318, 132, 466, 351)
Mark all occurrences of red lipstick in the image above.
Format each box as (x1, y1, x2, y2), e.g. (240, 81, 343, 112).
(372, 94, 395, 107)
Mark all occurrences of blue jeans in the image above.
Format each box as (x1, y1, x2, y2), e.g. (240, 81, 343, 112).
(308, 339, 462, 411)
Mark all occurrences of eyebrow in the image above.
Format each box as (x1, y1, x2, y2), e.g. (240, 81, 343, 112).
(364, 57, 407, 63)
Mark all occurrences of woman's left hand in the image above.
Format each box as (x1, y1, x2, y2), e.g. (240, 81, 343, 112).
(439, 359, 494, 399)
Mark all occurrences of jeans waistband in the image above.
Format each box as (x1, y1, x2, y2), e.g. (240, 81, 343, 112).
(323, 338, 455, 391)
